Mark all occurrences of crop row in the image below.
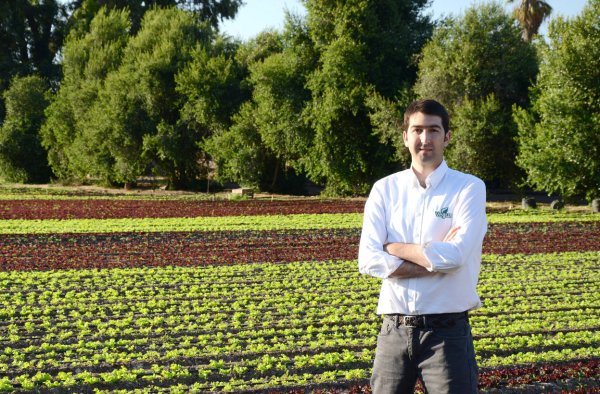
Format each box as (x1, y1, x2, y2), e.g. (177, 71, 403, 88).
(3, 196, 599, 220)
(2, 359, 596, 394)
(1, 252, 598, 309)
(3, 210, 600, 235)
(0, 213, 364, 235)
(2, 306, 598, 363)
(1, 252, 598, 392)
(0, 199, 365, 220)
(1, 220, 598, 271)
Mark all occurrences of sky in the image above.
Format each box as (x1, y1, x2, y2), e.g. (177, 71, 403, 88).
(220, 0, 590, 41)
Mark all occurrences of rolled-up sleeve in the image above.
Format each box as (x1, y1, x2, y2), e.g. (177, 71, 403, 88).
(358, 185, 403, 278)
(422, 179, 487, 273)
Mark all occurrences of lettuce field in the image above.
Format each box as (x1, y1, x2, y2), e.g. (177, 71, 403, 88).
(0, 192, 599, 393)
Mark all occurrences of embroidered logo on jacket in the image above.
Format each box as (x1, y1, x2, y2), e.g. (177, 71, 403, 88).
(435, 207, 453, 219)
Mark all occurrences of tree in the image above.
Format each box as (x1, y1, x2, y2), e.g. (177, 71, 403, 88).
(514, 0, 600, 201)
(413, 2, 538, 190)
(203, 101, 275, 189)
(0, 0, 68, 121)
(208, 1, 431, 195)
(415, 2, 537, 110)
(41, 8, 131, 182)
(44, 7, 238, 188)
(202, 28, 297, 192)
(177, 0, 242, 30)
(303, 0, 432, 195)
(203, 16, 321, 194)
(451, 94, 516, 187)
(364, 89, 414, 171)
(246, 15, 316, 190)
(173, 36, 248, 189)
(508, 0, 552, 42)
(0, 75, 52, 183)
(65, 0, 242, 36)
(88, 7, 214, 188)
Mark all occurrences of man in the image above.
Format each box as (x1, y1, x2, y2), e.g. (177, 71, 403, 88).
(358, 99, 487, 393)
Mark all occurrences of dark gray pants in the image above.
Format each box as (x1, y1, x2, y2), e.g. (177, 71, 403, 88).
(370, 315, 478, 394)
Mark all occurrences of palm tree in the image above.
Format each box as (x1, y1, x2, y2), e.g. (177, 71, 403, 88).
(509, 0, 553, 42)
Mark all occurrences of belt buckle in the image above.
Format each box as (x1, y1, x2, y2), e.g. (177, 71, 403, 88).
(403, 315, 420, 327)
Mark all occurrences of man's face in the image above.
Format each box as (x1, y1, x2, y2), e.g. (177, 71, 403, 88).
(403, 112, 450, 170)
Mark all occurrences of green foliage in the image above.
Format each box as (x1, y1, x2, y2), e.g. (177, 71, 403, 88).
(203, 102, 274, 189)
(247, 17, 316, 192)
(249, 27, 314, 169)
(364, 90, 412, 169)
(179, 0, 243, 31)
(0, 0, 67, 136)
(199, 30, 281, 190)
(178, 39, 247, 135)
(4, 0, 433, 195)
(0, 75, 52, 183)
(95, 6, 214, 188)
(175, 37, 248, 188)
(304, 32, 372, 195)
(303, 0, 432, 195)
(43, 7, 240, 189)
(448, 94, 520, 188)
(41, 8, 131, 183)
(0, 0, 67, 102)
(14, 0, 598, 200)
(514, 0, 600, 201)
(415, 2, 537, 110)
(204, 22, 316, 194)
(414, 2, 537, 190)
(66, 0, 242, 37)
(0, 376, 13, 392)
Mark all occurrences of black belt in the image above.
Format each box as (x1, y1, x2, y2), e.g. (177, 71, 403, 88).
(384, 311, 468, 329)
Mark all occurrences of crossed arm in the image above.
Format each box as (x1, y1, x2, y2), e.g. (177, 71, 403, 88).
(385, 226, 460, 278)
(385, 245, 432, 278)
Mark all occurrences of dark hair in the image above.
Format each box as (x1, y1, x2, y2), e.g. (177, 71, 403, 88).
(403, 99, 449, 133)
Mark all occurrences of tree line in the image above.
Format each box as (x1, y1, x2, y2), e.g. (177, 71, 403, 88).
(0, 0, 598, 200)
